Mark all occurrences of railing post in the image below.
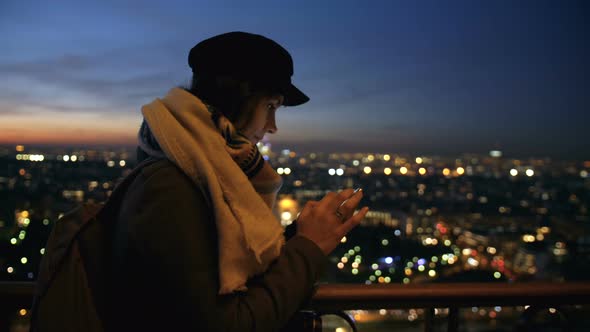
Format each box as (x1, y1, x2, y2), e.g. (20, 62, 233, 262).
(447, 307, 459, 332)
(282, 311, 322, 332)
(424, 307, 434, 332)
(517, 306, 572, 332)
(0, 305, 14, 332)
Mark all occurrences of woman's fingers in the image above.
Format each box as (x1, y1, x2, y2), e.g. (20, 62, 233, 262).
(318, 189, 355, 210)
(339, 206, 369, 234)
(296, 189, 369, 255)
(317, 191, 339, 209)
(335, 188, 364, 220)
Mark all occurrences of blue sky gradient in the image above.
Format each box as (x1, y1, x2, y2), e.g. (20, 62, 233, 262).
(0, 0, 588, 159)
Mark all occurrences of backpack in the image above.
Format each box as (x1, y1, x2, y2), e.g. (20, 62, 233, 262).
(29, 158, 157, 332)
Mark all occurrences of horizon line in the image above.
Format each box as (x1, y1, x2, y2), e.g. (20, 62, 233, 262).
(1, 143, 588, 162)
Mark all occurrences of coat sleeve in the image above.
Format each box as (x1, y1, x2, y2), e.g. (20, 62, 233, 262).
(119, 163, 327, 332)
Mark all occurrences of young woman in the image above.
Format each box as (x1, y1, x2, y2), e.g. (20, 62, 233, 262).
(108, 31, 369, 331)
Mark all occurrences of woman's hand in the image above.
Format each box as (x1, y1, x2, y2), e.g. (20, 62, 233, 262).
(296, 188, 369, 255)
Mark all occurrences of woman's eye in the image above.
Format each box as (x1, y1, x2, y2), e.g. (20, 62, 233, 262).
(267, 103, 275, 110)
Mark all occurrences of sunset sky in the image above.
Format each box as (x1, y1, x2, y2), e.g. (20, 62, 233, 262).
(1, 0, 588, 159)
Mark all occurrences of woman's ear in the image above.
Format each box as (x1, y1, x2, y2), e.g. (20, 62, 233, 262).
(232, 96, 257, 130)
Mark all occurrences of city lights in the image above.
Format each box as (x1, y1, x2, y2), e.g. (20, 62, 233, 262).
(1, 145, 587, 315)
(16, 154, 45, 162)
(280, 211, 292, 222)
(490, 150, 502, 158)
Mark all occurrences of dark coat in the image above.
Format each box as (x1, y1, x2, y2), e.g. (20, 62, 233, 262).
(106, 158, 327, 331)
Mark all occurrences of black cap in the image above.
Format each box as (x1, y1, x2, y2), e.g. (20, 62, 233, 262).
(188, 31, 309, 106)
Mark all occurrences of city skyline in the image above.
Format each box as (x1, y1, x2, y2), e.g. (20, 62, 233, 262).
(1, 0, 588, 159)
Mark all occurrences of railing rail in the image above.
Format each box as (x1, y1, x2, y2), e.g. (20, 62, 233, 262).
(2, 281, 590, 331)
(308, 282, 590, 310)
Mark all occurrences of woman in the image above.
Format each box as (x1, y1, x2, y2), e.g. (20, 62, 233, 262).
(108, 31, 369, 331)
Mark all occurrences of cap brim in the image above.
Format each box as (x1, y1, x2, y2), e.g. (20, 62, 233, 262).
(281, 83, 309, 106)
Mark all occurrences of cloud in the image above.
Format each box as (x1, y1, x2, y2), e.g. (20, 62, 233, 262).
(0, 47, 182, 113)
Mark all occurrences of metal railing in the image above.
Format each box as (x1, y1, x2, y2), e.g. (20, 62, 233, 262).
(2, 281, 590, 331)
(308, 282, 590, 331)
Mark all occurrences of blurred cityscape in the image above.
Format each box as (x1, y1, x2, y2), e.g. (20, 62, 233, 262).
(1, 143, 589, 331)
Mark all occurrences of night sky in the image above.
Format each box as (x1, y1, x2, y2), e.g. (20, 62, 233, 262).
(1, 0, 588, 159)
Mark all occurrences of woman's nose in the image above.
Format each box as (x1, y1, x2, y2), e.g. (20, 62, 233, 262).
(266, 112, 278, 134)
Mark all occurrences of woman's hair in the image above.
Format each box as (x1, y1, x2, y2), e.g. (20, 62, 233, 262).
(185, 75, 282, 123)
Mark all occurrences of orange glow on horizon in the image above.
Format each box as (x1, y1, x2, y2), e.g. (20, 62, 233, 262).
(0, 111, 139, 145)
(0, 129, 136, 145)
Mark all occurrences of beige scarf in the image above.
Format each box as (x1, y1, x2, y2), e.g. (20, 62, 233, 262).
(141, 87, 285, 294)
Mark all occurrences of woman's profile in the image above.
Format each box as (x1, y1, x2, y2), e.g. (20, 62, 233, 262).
(106, 31, 369, 331)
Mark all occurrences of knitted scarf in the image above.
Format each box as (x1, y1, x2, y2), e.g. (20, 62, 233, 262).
(138, 87, 284, 294)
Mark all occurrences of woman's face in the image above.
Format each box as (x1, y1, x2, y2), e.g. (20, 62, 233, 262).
(235, 94, 284, 144)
